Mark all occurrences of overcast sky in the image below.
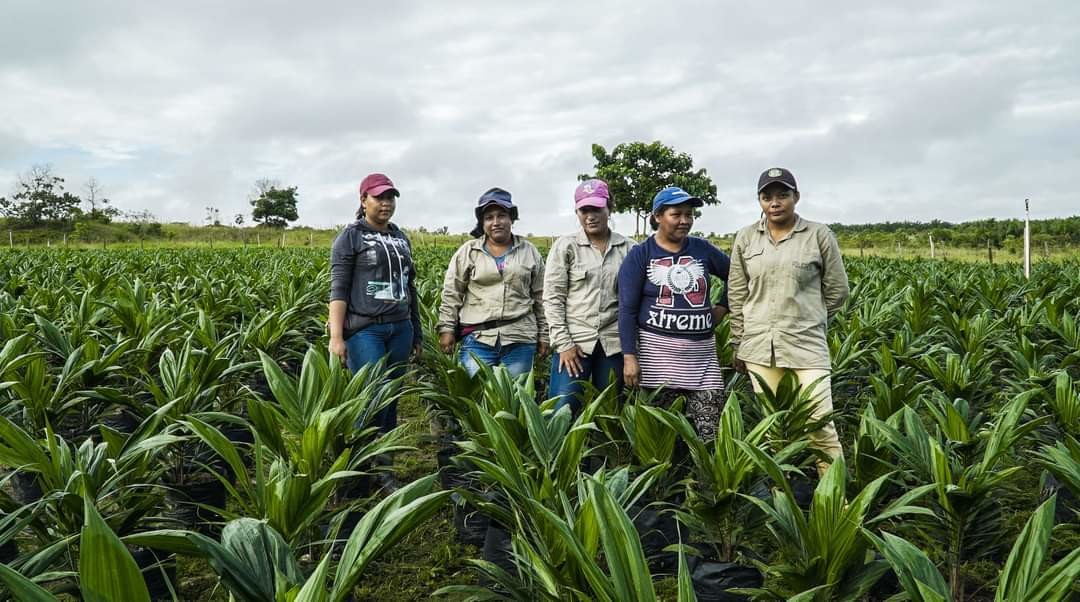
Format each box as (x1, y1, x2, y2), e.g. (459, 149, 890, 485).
(2, 1, 1078, 236)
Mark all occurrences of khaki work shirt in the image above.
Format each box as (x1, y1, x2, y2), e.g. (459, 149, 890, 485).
(728, 215, 849, 369)
(543, 229, 633, 355)
(437, 235, 549, 347)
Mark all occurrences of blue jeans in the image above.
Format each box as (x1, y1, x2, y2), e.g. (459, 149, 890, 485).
(346, 319, 414, 434)
(459, 333, 536, 378)
(548, 343, 623, 414)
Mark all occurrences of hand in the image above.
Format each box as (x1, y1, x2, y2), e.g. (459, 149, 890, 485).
(557, 345, 585, 378)
(412, 343, 423, 359)
(623, 354, 641, 389)
(439, 332, 456, 354)
(538, 342, 550, 357)
(733, 359, 747, 374)
(329, 336, 348, 365)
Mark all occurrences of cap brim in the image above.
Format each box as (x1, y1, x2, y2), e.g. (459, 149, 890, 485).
(575, 197, 608, 209)
(367, 184, 399, 197)
(757, 179, 796, 193)
(655, 197, 704, 211)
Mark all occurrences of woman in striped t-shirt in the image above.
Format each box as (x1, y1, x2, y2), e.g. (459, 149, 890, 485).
(617, 186, 730, 441)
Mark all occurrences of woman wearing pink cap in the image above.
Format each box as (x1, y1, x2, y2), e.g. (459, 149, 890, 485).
(542, 179, 633, 414)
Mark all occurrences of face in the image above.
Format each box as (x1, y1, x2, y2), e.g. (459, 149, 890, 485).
(655, 203, 695, 241)
(482, 205, 513, 244)
(576, 204, 610, 235)
(363, 190, 398, 225)
(758, 183, 798, 226)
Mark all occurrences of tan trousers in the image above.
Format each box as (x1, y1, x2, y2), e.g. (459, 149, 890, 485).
(746, 363, 843, 476)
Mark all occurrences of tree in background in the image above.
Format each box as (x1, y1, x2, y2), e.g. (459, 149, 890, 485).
(250, 178, 299, 228)
(83, 176, 120, 223)
(0, 164, 83, 227)
(580, 141, 718, 235)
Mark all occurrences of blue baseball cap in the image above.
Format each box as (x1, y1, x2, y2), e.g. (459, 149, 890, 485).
(651, 186, 704, 213)
(475, 187, 518, 220)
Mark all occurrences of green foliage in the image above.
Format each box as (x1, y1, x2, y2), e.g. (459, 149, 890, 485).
(251, 184, 300, 228)
(581, 141, 717, 234)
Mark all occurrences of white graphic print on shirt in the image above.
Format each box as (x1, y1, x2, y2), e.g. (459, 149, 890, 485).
(360, 232, 411, 302)
(645, 256, 712, 332)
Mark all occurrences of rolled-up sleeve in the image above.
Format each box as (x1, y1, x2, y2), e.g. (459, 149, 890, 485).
(530, 247, 549, 345)
(437, 247, 468, 335)
(542, 240, 574, 353)
(820, 229, 849, 320)
(329, 229, 354, 302)
(617, 246, 645, 355)
(727, 231, 748, 350)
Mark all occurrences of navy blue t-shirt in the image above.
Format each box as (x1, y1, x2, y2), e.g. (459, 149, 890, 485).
(617, 235, 730, 355)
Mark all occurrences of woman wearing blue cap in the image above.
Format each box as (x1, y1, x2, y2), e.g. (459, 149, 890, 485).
(543, 179, 634, 414)
(617, 186, 730, 440)
(437, 187, 549, 377)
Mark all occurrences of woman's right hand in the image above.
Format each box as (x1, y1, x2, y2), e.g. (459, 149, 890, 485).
(329, 336, 348, 365)
(623, 354, 641, 388)
(557, 345, 585, 378)
(439, 332, 456, 354)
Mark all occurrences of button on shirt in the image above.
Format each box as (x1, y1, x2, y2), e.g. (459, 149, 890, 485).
(543, 229, 633, 355)
(728, 215, 849, 369)
(437, 235, 548, 347)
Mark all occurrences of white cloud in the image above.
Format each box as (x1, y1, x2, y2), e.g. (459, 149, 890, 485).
(1, 0, 1078, 234)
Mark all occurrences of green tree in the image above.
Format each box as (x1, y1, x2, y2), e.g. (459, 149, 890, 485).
(580, 141, 717, 235)
(249, 178, 299, 228)
(0, 164, 83, 227)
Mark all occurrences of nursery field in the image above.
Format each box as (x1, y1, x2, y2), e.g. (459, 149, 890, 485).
(0, 247, 1078, 601)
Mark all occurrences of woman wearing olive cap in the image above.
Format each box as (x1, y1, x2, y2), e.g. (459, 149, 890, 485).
(617, 186, 730, 441)
(437, 187, 549, 377)
(727, 167, 849, 476)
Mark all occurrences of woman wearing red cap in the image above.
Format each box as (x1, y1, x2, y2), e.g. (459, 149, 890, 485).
(437, 187, 548, 377)
(728, 167, 849, 476)
(543, 179, 633, 414)
(329, 173, 422, 443)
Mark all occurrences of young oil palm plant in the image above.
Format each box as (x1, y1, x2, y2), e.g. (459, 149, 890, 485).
(733, 453, 931, 601)
(867, 391, 1048, 600)
(865, 495, 1080, 602)
(124, 475, 450, 602)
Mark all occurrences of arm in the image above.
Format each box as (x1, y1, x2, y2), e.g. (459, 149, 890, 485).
(820, 229, 850, 320)
(618, 246, 646, 388)
(531, 246, 549, 352)
(328, 230, 354, 362)
(707, 241, 731, 309)
(437, 247, 469, 352)
(542, 240, 575, 353)
(726, 231, 749, 357)
(617, 246, 645, 356)
(403, 236, 423, 350)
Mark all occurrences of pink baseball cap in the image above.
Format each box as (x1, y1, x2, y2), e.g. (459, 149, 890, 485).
(359, 173, 398, 198)
(575, 179, 609, 209)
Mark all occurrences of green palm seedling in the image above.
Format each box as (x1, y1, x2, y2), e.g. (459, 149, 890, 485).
(734, 453, 931, 601)
(1043, 296, 1080, 368)
(656, 395, 796, 563)
(1043, 371, 1080, 436)
(125, 475, 450, 602)
(747, 371, 828, 462)
(921, 350, 996, 408)
(868, 343, 929, 420)
(865, 495, 1080, 602)
(1034, 435, 1080, 502)
(868, 392, 1048, 600)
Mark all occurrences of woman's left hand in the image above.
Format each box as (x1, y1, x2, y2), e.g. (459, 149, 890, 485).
(538, 342, 550, 357)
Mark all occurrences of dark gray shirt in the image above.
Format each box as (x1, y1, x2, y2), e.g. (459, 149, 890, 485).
(330, 219, 421, 343)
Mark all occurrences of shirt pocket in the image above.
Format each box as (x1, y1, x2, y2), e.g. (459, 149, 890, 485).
(791, 257, 821, 290)
(741, 246, 766, 281)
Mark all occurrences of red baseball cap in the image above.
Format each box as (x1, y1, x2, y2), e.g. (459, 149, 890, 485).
(359, 173, 399, 198)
